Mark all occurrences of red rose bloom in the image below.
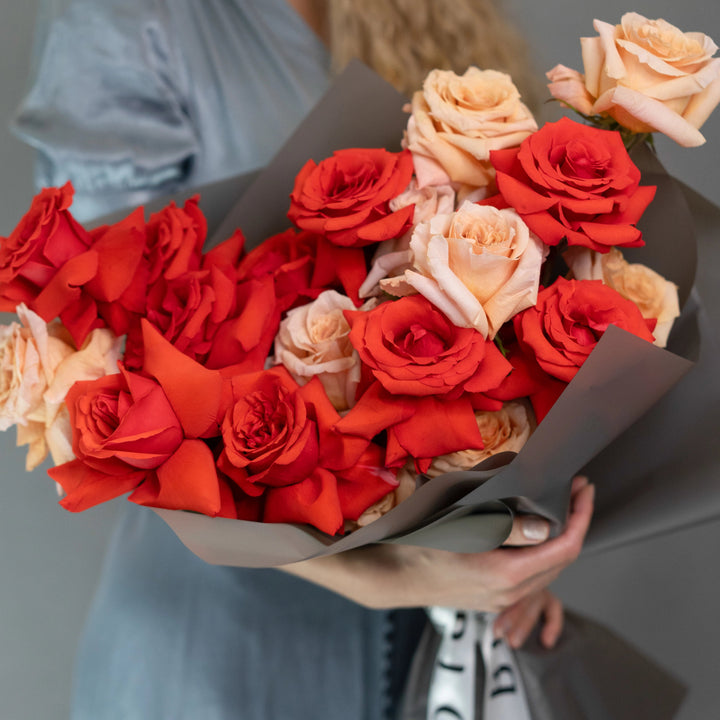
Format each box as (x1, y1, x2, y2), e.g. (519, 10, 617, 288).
(217, 369, 395, 534)
(345, 294, 510, 398)
(237, 227, 368, 306)
(287, 148, 415, 248)
(218, 367, 321, 495)
(0, 183, 94, 311)
(490, 117, 656, 252)
(145, 196, 207, 284)
(48, 367, 184, 511)
(513, 277, 656, 383)
(122, 232, 277, 373)
(338, 295, 512, 470)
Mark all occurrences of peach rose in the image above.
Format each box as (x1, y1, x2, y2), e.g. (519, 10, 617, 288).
(546, 64, 596, 115)
(0, 304, 122, 470)
(274, 290, 363, 411)
(0, 305, 72, 433)
(404, 67, 538, 189)
(426, 401, 534, 476)
(565, 246, 680, 348)
(351, 464, 417, 529)
(381, 202, 546, 339)
(574, 13, 720, 146)
(359, 180, 456, 299)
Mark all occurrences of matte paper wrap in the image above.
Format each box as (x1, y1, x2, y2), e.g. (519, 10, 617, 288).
(149, 63, 700, 567)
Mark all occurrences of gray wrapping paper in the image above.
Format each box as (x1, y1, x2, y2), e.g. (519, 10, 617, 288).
(400, 609, 686, 720)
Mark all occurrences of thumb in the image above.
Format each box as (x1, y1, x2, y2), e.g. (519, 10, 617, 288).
(503, 515, 550, 546)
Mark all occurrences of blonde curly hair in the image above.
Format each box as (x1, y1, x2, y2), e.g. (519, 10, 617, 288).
(325, 0, 540, 108)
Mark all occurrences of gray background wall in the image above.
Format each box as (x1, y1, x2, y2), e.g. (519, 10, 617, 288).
(0, 2, 718, 719)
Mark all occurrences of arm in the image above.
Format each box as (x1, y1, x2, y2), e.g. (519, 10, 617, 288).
(282, 476, 593, 614)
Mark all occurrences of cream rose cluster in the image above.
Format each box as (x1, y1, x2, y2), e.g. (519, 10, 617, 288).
(565, 247, 680, 348)
(547, 13, 720, 146)
(380, 201, 547, 339)
(404, 67, 538, 189)
(0, 304, 122, 470)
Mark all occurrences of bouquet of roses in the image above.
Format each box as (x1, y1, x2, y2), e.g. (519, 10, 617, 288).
(0, 12, 715, 576)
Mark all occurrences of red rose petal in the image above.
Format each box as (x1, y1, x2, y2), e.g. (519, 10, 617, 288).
(263, 467, 344, 536)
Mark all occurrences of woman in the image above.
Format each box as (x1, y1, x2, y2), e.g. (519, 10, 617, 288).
(13, 1, 592, 717)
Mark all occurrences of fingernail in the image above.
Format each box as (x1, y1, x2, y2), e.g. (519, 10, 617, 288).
(508, 631, 523, 649)
(588, 483, 596, 503)
(521, 517, 549, 542)
(573, 475, 589, 488)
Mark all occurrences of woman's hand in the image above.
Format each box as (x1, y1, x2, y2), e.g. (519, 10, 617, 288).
(494, 589, 564, 649)
(281, 476, 593, 613)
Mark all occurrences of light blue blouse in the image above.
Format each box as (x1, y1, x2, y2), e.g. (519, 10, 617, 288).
(14, 0, 330, 222)
(13, 2, 425, 718)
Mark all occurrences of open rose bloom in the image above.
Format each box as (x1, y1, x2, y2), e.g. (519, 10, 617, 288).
(0, 56, 706, 568)
(404, 67, 538, 189)
(547, 13, 720, 146)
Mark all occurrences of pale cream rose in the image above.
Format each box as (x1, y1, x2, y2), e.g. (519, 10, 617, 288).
(546, 64, 596, 115)
(351, 464, 417, 529)
(41, 327, 124, 467)
(0, 305, 74, 431)
(404, 67, 538, 189)
(0, 304, 123, 470)
(381, 201, 547, 339)
(426, 401, 534, 477)
(580, 13, 720, 146)
(565, 247, 680, 348)
(359, 180, 456, 299)
(274, 290, 363, 411)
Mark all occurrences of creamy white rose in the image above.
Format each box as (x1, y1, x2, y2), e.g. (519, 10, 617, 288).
(381, 202, 546, 339)
(274, 290, 362, 411)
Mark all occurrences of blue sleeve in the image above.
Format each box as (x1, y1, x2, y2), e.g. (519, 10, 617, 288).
(12, 0, 198, 220)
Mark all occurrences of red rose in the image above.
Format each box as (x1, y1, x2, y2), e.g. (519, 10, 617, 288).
(0, 183, 150, 346)
(217, 368, 395, 533)
(122, 232, 276, 373)
(51, 324, 234, 517)
(345, 294, 511, 398)
(490, 117, 656, 252)
(217, 367, 320, 494)
(0, 183, 94, 311)
(48, 367, 184, 511)
(287, 148, 415, 248)
(0, 182, 102, 346)
(145, 196, 207, 284)
(262, 445, 396, 536)
(338, 295, 512, 469)
(84, 208, 148, 343)
(513, 277, 656, 383)
(237, 228, 369, 306)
